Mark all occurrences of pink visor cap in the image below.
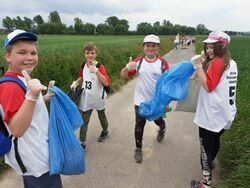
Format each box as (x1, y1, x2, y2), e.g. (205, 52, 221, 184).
(203, 31, 230, 45)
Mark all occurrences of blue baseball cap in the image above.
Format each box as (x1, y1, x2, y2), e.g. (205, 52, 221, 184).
(4, 29, 37, 48)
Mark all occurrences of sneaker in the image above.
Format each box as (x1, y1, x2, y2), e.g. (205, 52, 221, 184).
(134, 148, 143, 163)
(191, 180, 202, 188)
(98, 130, 109, 142)
(191, 180, 211, 188)
(157, 128, 166, 142)
(81, 143, 86, 151)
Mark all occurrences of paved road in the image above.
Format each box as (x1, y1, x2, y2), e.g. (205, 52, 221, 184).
(0, 45, 220, 188)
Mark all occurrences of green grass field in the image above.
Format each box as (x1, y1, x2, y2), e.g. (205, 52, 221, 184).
(0, 35, 174, 92)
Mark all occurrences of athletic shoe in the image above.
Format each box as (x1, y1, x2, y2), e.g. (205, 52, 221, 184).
(98, 130, 109, 142)
(134, 148, 143, 163)
(81, 143, 86, 151)
(157, 128, 166, 142)
(191, 180, 211, 188)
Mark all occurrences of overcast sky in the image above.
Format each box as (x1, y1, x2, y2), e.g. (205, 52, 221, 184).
(0, 0, 249, 32)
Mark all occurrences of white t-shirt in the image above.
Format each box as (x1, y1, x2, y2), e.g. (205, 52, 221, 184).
(194, 60, 238, 132)
(134, 58, 166, 106)
(3, 76, 49, 177)
(79, 64, 106, 111)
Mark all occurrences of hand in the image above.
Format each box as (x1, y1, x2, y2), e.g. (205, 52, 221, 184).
(22, 70, 47, 102)
(200, 50, 206, 62)
(191, 55, 203, 69)
(43, 80, 55, 101)
(70, 81, 79, 90)
(126, 61, 137, 71)
(89, 65, 99, 73)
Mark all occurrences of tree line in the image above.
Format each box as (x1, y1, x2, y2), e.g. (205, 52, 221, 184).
(2, 10, 242, 36)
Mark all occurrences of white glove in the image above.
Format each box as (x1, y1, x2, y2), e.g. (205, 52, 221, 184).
(89, 65, 99, 73)
(200, 50, 206, 62)
(22, 70, 47, 102)
(43, 80, 55, 101)
(126, 61, 137, 71)
(191, 55, 203, 69)
(70, 81, 79, 90)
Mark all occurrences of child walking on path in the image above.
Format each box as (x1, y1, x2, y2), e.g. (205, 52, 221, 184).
(0, 29, 62, 187)
(120, 34, 169, 163)
(191, 31, 238, 188)
(70, 42, 110, 150)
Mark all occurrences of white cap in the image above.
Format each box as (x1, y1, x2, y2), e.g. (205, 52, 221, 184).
(203, 31, 230, 45)
(4, 29, 37, 48)
(143, 34, 160, 44)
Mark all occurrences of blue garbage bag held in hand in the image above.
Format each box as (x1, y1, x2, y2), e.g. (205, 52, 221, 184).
(49, 86, 85, 175)
(50, 86, 83, 131)
(139, 60, 195, 120)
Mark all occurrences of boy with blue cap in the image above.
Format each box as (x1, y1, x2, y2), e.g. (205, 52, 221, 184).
(0, 29, 62, 187)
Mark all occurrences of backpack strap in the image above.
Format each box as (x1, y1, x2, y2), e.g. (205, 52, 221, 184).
(0, 76, 27, 92)
(136, 56, 144, 74)
(0, 114, 11, 138)
(0, 76, 27, 173)
(137, 56, 166, 74)
(161, 58, 165, 73)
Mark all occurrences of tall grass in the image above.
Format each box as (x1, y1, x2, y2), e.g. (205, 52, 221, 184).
(196, 36, 250, 188)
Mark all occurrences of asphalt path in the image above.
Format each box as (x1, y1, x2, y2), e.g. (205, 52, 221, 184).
(0, 45, 220, 188)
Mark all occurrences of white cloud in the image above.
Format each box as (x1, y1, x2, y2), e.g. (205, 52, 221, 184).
(0, 0, 249, 31)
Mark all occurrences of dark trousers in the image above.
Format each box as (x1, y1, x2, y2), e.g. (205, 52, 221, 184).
(79, 109, 109, 142)
(199, 127, 224, 172)
(23, 172, 62, 188)
(134, 105, 165, 148)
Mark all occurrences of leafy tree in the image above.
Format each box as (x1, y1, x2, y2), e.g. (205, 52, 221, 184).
(152, 21, 162, 35)
(33, 15, 44, 25)
(120, 19, 129, 30)
(105, 16, 120, 28)
(162, 26, 172, 35)
(48, 11, 62, 24)
(136, 22, 153, 35)
(163, 20, 173, 27)
(23, 17, 33, 31)
(38, 23, 66, 34)
(74, 17, 84, 34)
(114, 24, 128, 35)
(83, 23, 96, 35)
(13, 16, 25, 30)
(96, 23, 113, 35)
(196, 24, 209, 35)
(2, 16, 14, 31)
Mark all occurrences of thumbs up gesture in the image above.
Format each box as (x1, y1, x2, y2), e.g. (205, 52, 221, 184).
(126, 57, 137, 71)
(22, 70, 47, 102)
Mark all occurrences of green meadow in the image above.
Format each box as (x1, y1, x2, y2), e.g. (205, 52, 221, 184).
(0, 35, 174, 92)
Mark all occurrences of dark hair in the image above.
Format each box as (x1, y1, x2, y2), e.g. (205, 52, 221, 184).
(203, 42, 231, 72)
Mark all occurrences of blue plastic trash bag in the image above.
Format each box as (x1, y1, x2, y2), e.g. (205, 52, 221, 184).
(139, 60, 195, 120)
(49, 86, 85, 175)
(51, 86, 83, 131)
